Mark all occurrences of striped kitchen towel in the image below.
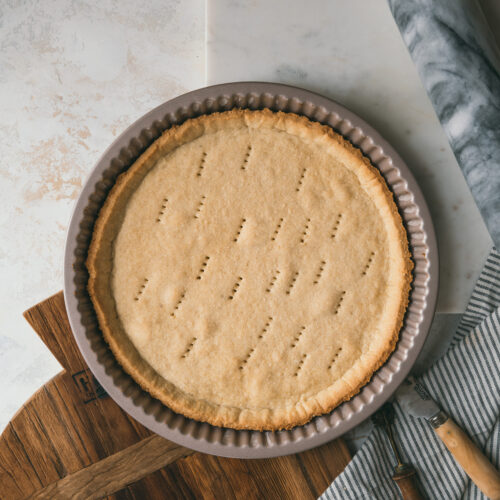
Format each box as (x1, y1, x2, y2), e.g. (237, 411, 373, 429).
(321, 249, 500, 500)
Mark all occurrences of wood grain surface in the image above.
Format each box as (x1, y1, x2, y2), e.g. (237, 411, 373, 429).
(0, 292, 351, 499)
(435, 418, 500, 500)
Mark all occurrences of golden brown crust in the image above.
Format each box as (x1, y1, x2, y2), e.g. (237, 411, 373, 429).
(87, 109, 413, 430)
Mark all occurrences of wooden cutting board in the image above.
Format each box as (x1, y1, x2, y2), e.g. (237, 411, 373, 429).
(0, 292, 351, 500)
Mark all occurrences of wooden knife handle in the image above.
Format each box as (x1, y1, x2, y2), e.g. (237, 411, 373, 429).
(434, 418, 500, 500)
(392, 464, 425, 500)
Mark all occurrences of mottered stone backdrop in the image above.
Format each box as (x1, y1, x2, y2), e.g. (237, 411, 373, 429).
(0, 0, 204, 431)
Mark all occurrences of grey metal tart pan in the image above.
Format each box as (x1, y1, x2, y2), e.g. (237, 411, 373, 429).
(64, 82, 438, 459)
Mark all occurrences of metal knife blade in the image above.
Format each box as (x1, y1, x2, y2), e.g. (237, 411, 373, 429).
(395, 377, 441, 421)
(395, 377, 500, 498)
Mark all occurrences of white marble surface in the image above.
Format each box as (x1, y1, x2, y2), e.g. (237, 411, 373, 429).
(0, 0, 204, 433)
(207, 0, 493, 313)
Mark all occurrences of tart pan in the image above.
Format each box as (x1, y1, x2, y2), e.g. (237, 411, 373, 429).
(64, 82, 438, 458)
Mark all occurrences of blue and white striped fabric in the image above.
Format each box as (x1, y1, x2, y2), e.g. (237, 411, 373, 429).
(321, 249, 500, 500)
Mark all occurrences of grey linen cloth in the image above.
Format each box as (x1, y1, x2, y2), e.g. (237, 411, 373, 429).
(320, 249, 500, 499)
(388, 0, 500, 248)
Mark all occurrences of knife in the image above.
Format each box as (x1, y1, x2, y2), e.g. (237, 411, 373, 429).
(395, 377, 500, 500)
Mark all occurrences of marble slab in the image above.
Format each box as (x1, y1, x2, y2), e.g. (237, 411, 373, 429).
(0, 0, 204, 433)
(207, 0, 493, 313)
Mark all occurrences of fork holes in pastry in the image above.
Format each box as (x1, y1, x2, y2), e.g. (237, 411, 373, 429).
(233, 218, 246, 242)
(330, 213, 343, 239)
(194, 195, 206, 218)
(197, 152, 207, 177)
(290, 326, 306, 348)
(300, 218, 311, 244)
(259, 316, 273, 339)
(328, 347, 343, 369)
(294, 354, 307, 376)
(196, 256, 210, 280)
(362, 251, 376, 275)
(286, 272, 299, 295)
(271, 218, 284, 241)
(266, 270, 280, 292)
(296, 168, 307, 192)
(239, 346, 256, 369)
(313, 260, 326, 284)
(229, 276, 243, 299)
(334, 291, 346, 314)
(171, 291, 186, 317)
(181, 337, 197, 358)
(134, 278, 149, 301)
(241, 145, 252, 170)
(156, 198, 169, 222)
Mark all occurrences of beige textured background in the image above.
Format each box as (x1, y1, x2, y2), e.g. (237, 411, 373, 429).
(0, 0, 204, 431)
